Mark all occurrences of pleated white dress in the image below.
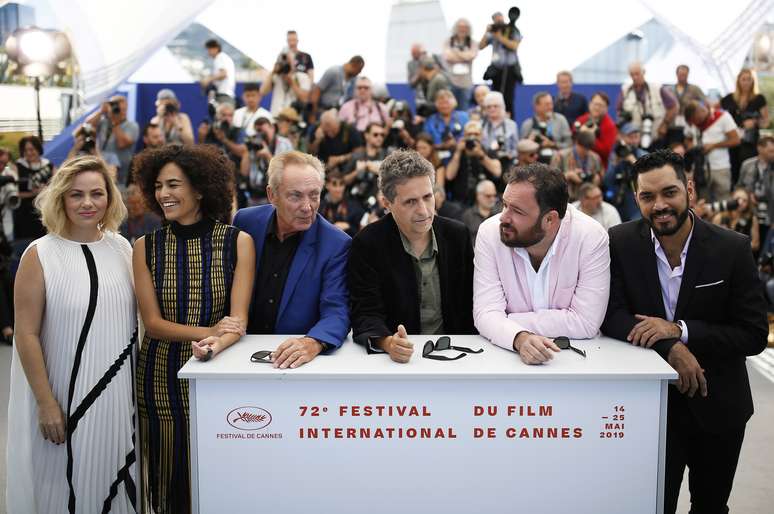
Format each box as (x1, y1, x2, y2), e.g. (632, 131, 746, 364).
(6, 231, 138, 514)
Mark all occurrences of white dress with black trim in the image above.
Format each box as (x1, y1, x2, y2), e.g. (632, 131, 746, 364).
(6, 231, 137, 514)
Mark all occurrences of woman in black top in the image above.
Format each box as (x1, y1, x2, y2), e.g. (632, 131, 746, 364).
(720, 69, 770, 182)
(13, 135, 55, 241)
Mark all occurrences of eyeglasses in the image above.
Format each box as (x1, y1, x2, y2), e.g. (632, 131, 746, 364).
(250, 350, 273, 363)
(370, 133, 385, 138)
(422, 336, 483, 361)
(553, 336, 586, 358)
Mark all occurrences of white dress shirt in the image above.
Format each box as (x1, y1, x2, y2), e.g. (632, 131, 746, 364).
(651, 218, 694, 342)
(513, 237, 559, 311)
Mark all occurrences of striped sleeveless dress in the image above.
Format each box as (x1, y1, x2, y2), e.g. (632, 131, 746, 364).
(137, 218, 239, 514)
(6, 231, 137, 514)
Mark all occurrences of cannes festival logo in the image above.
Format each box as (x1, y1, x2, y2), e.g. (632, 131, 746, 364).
(227, 406, 272, 431)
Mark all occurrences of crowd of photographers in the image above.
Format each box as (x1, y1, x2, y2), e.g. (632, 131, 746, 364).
(0, 15, 772, 345)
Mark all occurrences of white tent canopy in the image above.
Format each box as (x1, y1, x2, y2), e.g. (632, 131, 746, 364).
(14, 0, 774, 103)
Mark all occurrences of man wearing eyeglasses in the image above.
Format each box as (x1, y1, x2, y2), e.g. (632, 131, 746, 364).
(348, 149, 476, 363)
(338, 77, 392, 133)
(473, 162, 610, 365)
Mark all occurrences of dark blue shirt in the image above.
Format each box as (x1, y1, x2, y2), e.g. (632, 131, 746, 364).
(554, 92, 589, 126)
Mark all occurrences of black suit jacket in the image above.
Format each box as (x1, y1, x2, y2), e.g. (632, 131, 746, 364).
(601, 216, 768, 432)
(348, 214, 476, 349)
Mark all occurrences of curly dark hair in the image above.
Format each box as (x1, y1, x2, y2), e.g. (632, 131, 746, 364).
(132, 144, 235, 223)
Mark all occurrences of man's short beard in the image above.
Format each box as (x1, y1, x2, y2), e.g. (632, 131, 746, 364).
(500, 216, 545, 248)
(645, 199, 690, 237)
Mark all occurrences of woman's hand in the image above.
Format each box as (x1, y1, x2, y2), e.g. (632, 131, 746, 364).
(192, 336, 221, 360)
(38, 400, 66, 444)
(210, 316, 245, 337)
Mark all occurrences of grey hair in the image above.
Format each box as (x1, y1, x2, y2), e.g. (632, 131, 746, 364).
(267, 150, 325, 191)
(378, 149, 436, 202)
(483, 91, 505, 107)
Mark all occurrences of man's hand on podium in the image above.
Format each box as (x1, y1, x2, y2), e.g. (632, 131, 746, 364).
(513, 331, 560, 365)
(272, 336, 324, 369)
(379, 324, 415, 364)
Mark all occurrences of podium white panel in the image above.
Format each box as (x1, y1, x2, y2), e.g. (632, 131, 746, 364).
(180, 335, 677, 514)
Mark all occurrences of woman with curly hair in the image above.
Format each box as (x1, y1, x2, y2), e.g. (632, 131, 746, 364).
(7, 155, 136, 513)
(131, 144, 255, 513)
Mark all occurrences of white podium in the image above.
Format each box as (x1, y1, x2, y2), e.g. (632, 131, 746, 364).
(179, 335, 677, 514)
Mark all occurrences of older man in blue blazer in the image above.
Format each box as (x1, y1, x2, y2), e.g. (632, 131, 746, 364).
(233, 151, 351, 369)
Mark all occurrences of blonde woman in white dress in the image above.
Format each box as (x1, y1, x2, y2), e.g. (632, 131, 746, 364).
(6, 155, 137, 513)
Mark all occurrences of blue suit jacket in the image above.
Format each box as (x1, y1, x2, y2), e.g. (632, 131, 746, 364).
(233, 204, 351, 348)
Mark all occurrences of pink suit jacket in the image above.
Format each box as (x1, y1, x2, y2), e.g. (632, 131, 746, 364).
(473, 204, 610, 351)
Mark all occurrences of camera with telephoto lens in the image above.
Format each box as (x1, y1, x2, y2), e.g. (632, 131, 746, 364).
(109, 100, 121, 115)
(490, 6, 521, 33)
(710, 199, 739, 213)
(639, 115, 654, 149)
(614, 140, 632, 159)
(164, 103, 178, 116)
(0, 175, 20, 211)
(276, 54, 291, 75)
(218, 120, 230, 133)
(245, 135, 265, 152)
(465, 138, 477, 151)
(75, 124, 96, 153)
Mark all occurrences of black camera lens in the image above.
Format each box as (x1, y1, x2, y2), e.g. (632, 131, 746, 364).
(465, 138, 476, 150)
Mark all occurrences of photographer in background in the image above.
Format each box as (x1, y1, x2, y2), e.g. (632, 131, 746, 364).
(309, 109, 364, 173)
(259, 48, 312, 117)
(275, 107, 306, 151)
(468, 84, 491, 121)
(684, 100, 740, 201)
(239, 116, 293, 206)
(84, 94, 139, 185)
(419, 56, 452, 106)
(737, 135, 774, 244)
(604, 123, 646, 221)
(343, 123, 388, 209)
(616, 61, 678, 150)
(550, 123, 603, 201)
(572, 182, 621, 231)
(233, 83, 273, 137)
(461, 179, 499, 244)
(520, 91, 572, 164)
(721, 68, 770, 184)
(312, 55, 365, 115)
(573, 92, 618, 169)
(150, 88, 193, 144)
(670, 64, 706, 126)
(198, 102, 246, 170)
(712, 187, 760, 253)
(445, 120, 502, 205)
(423, 89, 469, 164)
(338, 76, 391, 133)
(479, 8, 522, 116)
(281, 30, 314, 82)
(407, 44, 428, 112)
(384, 100, 418, 151)
(481, 91, 518, 176)
(201, 38, 236, 104)
(554, 71, 588, 126)
(443, 18, 478, 110)
(516, 138, 540, 166)
(67, 124, 121, 181)
(319, 170, 364, 237)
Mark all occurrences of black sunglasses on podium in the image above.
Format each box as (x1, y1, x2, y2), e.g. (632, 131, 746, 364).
(422, 336, 483, 361)
(553, 336, 586, 358)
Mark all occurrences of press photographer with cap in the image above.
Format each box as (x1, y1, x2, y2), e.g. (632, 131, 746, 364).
(150, 88, 194, 145)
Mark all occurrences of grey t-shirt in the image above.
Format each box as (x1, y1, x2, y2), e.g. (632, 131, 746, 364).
(97, 117, 139, 184)
(317, 65, 353, 108)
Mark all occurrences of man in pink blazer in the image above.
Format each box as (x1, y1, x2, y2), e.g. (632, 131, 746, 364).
(473, 163, 610, 364)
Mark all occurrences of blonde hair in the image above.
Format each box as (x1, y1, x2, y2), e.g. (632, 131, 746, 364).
(267, 150, 325, 192)
(35, 155, 127, 236)
(733, 68, 760, 107)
